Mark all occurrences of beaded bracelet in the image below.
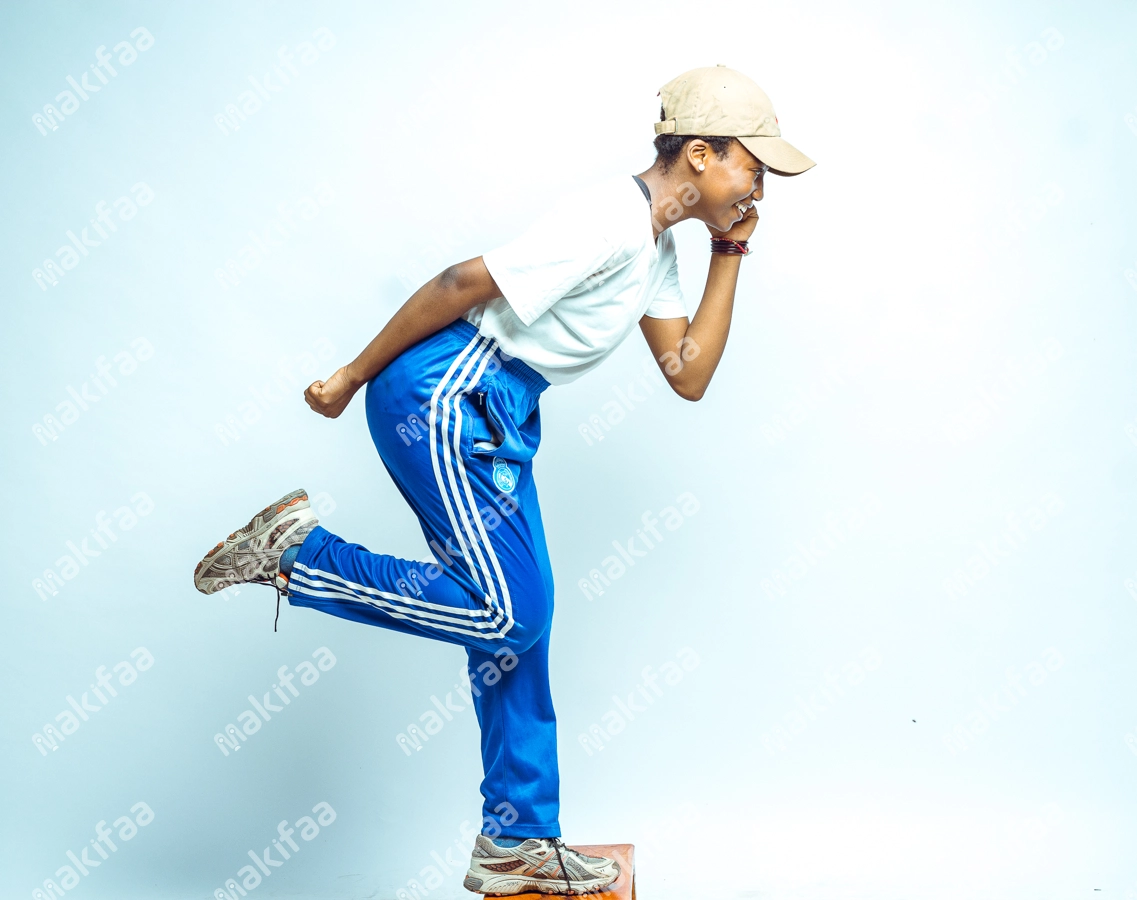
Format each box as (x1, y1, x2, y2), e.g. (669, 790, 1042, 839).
(710, 237, 750, 256)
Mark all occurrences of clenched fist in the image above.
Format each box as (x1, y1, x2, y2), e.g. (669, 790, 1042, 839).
(304, 366, 362, 419)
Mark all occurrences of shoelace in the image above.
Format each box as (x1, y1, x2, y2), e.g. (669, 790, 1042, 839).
(249, 577, 286, 632)
(550, 838, 573, 894)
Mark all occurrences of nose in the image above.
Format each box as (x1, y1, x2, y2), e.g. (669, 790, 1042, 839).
(752, 175, 765, 202)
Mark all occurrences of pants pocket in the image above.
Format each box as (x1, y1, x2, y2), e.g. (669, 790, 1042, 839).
(465, 392, 504, 454)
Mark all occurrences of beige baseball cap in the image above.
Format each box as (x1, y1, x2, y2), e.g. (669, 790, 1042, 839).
(655, 65, 815, 175)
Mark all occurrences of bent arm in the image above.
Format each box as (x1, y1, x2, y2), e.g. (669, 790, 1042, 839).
(305, 256, 501, 417)
(639, 253, 741, 401)
(346, 257, 501, 386)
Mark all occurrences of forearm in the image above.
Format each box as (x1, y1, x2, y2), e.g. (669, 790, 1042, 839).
(344, 261, 496, 388)
(666, 254, 741, 399)
(305, 257, 501, 419)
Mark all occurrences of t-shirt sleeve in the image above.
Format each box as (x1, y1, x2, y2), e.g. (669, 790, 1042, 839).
(482, 207, 618, 327)
(643, 252, 687, 320)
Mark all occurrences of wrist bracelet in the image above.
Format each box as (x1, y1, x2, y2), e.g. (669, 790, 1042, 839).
(710, 237, 750, 256)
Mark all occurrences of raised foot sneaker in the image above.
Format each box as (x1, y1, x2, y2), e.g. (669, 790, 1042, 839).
(193, 488, 318, 595)
(463, 835, 620, 896)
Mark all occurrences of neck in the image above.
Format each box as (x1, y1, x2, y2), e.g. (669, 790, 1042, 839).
(636, 163, 699, 237)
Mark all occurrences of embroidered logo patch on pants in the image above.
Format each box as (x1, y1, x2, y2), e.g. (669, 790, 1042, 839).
(492, 458, 517, 493)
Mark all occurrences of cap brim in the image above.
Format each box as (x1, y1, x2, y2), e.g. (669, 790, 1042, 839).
(737, 135, 815, 176)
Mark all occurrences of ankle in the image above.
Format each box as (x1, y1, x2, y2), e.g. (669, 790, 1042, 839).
(490, 836, 527, 848)
(279, 543, 301, 575)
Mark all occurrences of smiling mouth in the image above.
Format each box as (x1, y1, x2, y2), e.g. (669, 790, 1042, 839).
(734, 202, 751, 217)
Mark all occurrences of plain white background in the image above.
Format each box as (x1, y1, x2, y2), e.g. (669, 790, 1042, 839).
(3, 1, 1136, 897)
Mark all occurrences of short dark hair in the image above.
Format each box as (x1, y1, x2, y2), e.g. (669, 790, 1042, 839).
(653, 106, 735, 173)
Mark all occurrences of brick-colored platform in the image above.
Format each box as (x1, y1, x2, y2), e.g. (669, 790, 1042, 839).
(482, 844, 635, 899)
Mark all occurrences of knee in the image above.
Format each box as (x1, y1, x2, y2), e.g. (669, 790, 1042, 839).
(499, 593, 551, 655)
(502, 627, 540, 656)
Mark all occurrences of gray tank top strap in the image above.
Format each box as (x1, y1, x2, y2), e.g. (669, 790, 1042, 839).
(631, 175, 651, 205)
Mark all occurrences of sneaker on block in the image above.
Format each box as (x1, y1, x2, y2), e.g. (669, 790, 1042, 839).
(193, 489, 318, 594)
(463, 835, 620, 896)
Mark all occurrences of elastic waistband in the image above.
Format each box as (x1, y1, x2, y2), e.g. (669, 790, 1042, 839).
(445, 318, 550, 395)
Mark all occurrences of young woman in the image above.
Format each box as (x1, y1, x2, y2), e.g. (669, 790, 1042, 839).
(194, 65, 813, 896)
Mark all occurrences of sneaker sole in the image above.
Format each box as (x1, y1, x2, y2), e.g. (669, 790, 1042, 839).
(464, 863, 619, 896)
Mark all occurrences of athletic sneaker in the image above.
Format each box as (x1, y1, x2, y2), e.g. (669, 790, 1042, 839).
(193, 489, 318, 598)
(463, 835, 620, 896)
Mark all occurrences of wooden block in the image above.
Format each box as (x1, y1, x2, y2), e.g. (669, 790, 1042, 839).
(478, 843, 635, 899)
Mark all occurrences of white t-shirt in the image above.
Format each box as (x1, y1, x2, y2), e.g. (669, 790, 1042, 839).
(465, 175, 688, 386)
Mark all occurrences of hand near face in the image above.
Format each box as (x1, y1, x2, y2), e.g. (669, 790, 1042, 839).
(707, 203, 759, 242)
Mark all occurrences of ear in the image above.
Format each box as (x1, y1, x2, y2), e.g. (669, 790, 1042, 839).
(685, 139, 709, 171)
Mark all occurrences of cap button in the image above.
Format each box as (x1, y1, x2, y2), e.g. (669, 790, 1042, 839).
(716, 63, 725, 67)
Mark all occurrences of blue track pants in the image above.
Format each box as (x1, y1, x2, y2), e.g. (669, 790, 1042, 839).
(286, 319, 559, 837)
